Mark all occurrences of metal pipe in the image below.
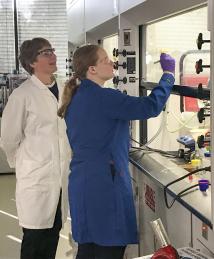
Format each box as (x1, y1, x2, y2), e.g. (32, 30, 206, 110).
(13, 0, 19, 73)
(140, 81, 210, 100)
(150, 218, 170, 247)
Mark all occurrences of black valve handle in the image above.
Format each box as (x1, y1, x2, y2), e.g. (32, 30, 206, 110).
(195, 59, 210, 74)
(66, 65, 73, 69)
(197, 33, 210, 50)
(113, 48, 117, 57)
(197, 107, 210, 123)
(115, 49, 126, 57)
(113, 48, 136, 57)
(114, 61, 127, 70)
(113, 76, 127, 85)
(66, 58, 72, 62)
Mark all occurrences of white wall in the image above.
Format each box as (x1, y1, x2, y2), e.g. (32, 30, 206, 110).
(67, 0, 85, 45)
(119, 0, 146, 13)
(85, 0, 118, 31)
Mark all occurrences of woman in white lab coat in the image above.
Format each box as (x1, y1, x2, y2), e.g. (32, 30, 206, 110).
(1, 37, 71, 259)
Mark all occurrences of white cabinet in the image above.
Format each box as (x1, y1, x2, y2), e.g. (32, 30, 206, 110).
(192, 214, 214, 257)
(119, 0, 146, 13)
(85, 0, 117, 31)
(67, 0, 85, 45)
(129, 164, 192, 256)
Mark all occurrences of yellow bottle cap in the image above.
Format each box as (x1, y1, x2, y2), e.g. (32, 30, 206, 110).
(191, 159, 201, 167)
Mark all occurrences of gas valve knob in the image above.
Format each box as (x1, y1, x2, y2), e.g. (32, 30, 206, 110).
(195, 59, 210, 74)
(113, 48, 136, 57)
(66, 58, 72, 62)
(197, 107, 210, 123)
(113, 48, 126, 57)
(114, 61, 127, 70)
(113, 76, 127, 85)
(197, 33, 210, 50)
(66, 65, 73, 69)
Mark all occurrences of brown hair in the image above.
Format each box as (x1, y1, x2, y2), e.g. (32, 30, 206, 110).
(19, 37, 51, 75)
(58, 44, 100, 118)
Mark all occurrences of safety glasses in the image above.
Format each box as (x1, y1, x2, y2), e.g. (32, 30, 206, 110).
(37, 48, 55, 57)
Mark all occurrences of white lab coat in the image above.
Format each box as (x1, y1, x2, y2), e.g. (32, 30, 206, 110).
(1, 75, 71, 229)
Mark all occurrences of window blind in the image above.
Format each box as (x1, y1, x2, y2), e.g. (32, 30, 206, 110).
(0, 0, 68, 77)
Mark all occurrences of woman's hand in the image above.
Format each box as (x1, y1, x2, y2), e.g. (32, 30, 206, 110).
(160, 53, 175, 75)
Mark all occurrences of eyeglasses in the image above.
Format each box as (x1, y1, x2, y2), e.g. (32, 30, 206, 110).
(37, 48, 55, 57)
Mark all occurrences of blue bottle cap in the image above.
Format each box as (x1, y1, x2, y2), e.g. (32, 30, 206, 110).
(204, 152, 211, 157)
(198, 179, 209, 192)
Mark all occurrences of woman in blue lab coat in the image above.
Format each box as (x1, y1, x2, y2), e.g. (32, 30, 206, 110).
(58, 45, 175, 259)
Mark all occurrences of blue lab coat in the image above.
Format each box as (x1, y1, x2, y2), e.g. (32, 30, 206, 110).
(65, 73, 175, 246)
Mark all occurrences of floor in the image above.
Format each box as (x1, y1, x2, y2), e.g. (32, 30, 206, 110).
(0, 174, 76, 259)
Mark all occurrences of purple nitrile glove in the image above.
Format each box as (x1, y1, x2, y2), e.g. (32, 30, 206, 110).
(160, 53, 175, 74)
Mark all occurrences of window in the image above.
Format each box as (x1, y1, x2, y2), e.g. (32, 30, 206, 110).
(143, 6, 210, 151)
(103, 34, 118, 88)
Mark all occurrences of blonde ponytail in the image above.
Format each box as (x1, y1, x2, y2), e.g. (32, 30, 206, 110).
(58, 76, 79, 118)
(58, 44, 101, 118)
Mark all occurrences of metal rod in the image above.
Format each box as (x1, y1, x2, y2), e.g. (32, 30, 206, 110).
(140, 81, 210, 100)
(150, 218, 171, 247)
(13, 0, 19, 73)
